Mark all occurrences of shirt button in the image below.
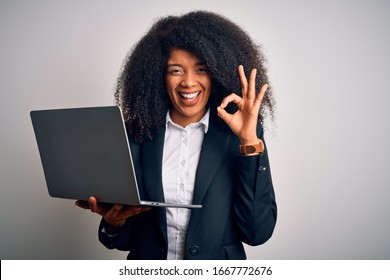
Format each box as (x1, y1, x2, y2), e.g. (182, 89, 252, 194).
(189, 246, 200, 256)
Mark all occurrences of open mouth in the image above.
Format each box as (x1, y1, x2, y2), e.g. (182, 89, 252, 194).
(179, 91, 200, 101)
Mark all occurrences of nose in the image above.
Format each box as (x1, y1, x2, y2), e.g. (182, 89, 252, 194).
(180, 72, 197, 88)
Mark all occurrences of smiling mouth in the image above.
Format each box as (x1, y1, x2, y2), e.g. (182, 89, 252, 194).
(179, 91, 200, 100)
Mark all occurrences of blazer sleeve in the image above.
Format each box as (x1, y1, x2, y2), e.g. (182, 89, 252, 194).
(98, 217, 135, 251)
(234, 122, 277, 246)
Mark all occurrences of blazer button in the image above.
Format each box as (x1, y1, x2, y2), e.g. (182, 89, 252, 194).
(258, 165, 267, 172)
(189, 246, 200, 256)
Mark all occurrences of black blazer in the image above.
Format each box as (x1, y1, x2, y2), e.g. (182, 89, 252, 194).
(98, 113, 277, 259)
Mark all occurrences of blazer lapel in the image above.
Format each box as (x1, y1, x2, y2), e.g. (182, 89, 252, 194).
(141, 127, 167, 242)
(139, 118, 231, 246)
(192, 119, 231, 205)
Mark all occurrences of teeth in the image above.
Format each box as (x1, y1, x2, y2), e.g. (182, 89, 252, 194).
(180, 91, 200, 99)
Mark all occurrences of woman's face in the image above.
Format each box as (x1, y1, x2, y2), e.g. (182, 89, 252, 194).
(165, 48, 211, 127)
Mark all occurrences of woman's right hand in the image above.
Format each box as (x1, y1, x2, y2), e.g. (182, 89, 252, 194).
(75, 196, 151, 229)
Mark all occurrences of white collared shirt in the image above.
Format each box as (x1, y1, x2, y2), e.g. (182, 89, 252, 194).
(162, 109, 209, 259)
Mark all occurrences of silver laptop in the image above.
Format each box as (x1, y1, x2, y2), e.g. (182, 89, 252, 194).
(30, 106, 201, 209)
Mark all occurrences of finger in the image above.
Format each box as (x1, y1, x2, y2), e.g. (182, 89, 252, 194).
(219, 93, 242, 109)
(238, 65, 248, 98)
(104, 204, 123, 223)
(124, 206, 151, 216)
(104, 205, 151, 227)
(255, 83, 269, 107)
(88, 196, 99, 213)
(75, 200, 90, 209)
(106, 204, 124, 218)
(247, 69, 257, 101)
(106, 205, 149, 222)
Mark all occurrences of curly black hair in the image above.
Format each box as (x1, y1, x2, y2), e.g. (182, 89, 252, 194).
(115, 10, 275, 143)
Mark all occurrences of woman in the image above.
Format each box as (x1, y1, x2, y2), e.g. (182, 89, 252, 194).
(77, 10, 277, 260)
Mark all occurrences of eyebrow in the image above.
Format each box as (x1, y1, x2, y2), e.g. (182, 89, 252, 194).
(166, 62, 207, 68)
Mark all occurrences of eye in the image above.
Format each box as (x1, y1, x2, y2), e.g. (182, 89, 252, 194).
(167, 67, 184, 75)
(197, 67, 209, 74)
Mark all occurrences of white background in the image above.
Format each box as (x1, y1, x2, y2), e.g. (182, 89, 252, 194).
(0, 0, 389, 259)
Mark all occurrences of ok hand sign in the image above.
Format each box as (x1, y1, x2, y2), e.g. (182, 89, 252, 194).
(217, 65, 268, 145)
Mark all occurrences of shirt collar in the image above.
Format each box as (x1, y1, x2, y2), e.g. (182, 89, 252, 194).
(165, 108, 210, 133)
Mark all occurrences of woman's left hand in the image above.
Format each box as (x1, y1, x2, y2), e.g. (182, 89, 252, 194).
(217, 65, 268, 144)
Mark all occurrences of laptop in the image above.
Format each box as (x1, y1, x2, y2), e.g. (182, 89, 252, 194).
(30, 106, 202, 209)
